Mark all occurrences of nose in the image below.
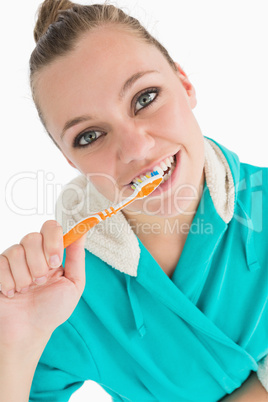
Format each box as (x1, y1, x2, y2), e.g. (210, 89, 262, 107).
(116, 122, 155, 164)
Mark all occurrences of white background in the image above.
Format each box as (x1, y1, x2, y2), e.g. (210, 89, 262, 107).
(1, 0, 267, 400)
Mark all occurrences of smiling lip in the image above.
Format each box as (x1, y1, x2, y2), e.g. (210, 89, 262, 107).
(127, 150, 180, 185)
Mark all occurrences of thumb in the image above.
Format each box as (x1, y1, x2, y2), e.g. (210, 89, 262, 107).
(64, 233, 87, 293)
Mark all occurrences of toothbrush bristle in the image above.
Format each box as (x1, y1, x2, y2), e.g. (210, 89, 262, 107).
(130, 170, 162, 190)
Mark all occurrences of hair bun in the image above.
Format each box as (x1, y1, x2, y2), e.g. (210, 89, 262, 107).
(34, 0, 74, 43)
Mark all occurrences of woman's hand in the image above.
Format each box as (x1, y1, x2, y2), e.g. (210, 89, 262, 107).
(0, 220, 87, 348)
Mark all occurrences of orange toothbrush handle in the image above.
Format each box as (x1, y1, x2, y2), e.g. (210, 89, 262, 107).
(63, 216, 100, 248)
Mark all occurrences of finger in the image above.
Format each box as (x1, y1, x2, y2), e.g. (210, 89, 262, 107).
(64, 233, 87, 294)
(2, 244, 33, 293)
(40, 220, 64, 269)
(20, 233, 49, 285)
(0, 248, 21, 297)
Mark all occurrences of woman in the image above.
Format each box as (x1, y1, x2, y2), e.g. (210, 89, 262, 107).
(0, 1, 267, 400)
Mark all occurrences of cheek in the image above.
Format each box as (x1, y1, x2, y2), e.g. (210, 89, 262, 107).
(152, 99, 195, 142)
(66, 148, 113, 174)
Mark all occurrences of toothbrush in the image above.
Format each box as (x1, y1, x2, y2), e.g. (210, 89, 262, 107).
(63, 171, 163, 248)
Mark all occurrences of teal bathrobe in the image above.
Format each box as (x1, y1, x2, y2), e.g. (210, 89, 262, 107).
(30, 138, 268, 401)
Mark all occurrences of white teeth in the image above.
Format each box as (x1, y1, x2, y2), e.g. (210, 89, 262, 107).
(153, 155, 176, 177)
(154, 155, 176, 176)
(131, 154, 177, 185)
(161, 154, 177, 183)
(162, 160, 176, 182)
(160, 161, 168, 172)
(153, 166, 164, 175)
(165, 158, 171, 168)
(162, 171, 171, 182)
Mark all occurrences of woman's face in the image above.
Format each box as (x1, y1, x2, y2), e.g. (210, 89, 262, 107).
(35, 26, 205, 217)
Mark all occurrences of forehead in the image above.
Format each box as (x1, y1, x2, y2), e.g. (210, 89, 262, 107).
(37, 25, 171, 91)
(35, 26, 174, 135)
(76, 25, 161, 60)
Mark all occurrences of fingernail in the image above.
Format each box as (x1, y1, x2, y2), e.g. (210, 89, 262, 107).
(49, 254, 61, 268)
(7, 289, 15, 298)
(34, 276, 47, 285)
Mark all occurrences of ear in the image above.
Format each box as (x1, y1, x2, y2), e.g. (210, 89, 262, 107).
(174, 62, 197, 109)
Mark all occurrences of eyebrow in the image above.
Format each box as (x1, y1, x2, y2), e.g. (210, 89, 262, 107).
(119, 70, 159, 99)
(60, 70, 159, 140)
(60, 115, 92, 140)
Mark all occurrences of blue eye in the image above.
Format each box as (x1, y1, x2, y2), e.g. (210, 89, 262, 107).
(135, 89, 158, 113)
(75, 130, 103, 147)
